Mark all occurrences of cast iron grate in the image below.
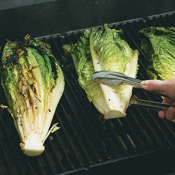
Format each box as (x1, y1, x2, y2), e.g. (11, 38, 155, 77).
(0, 12, 175, 175)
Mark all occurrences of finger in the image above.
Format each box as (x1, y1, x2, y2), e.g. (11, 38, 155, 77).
(159, 98, 173, 118)
(141, 78, 175, 98)
(162, 97, 174, 104)
(166, 107, 175, 121)
(141, 80, 166, 92)
(159, 98, 174, 119)
(158, 110, 166, 118)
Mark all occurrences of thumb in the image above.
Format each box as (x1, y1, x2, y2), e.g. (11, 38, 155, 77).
(141, 80, 166, 92)
(141, 78, 175, 98)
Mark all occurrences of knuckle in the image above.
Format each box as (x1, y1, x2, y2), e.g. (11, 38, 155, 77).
(166, 107, 175, 121)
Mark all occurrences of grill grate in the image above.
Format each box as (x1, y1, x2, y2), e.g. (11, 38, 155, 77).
(1, 12, 175, 175)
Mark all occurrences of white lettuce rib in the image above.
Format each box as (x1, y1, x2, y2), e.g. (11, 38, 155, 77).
(91, 48, 138, 119)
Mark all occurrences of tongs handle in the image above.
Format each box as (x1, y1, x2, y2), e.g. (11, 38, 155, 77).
(130, 95, 175, 111)
(116, 75, 169, 98)
(126, 80, 169, 98)
(141, 89, 170, 98)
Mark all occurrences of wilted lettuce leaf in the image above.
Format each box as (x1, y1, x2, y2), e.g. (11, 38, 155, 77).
(140, 27, 175, 80)
(62, 29, 102, 102)
(90, 24, 135, 73)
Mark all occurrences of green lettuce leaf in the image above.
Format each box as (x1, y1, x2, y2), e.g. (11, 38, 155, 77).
(140, 27, 175, 80)
(63, 29, 102, 102)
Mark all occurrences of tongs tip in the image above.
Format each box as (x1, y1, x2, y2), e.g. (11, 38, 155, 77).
(91, 71, 109, 80)
(91, 71, 125, 86)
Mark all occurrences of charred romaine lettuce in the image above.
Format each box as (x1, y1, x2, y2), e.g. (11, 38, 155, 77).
(1, 35, 65, 156)
(140, 27, 175, 80)
(63, 24, 138, 119)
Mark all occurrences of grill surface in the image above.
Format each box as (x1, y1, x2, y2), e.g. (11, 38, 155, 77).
(1, 12, 175, 175)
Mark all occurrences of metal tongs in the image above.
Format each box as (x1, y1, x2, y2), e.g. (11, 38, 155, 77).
(91, 70, 175, 111)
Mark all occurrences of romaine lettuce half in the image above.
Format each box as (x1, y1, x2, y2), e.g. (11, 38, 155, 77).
(63, 24, 138, 119)
(140, 27, 175, 80)
(1, 35, 65, 156)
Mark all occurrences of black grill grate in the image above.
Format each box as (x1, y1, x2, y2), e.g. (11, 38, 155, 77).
(1, 12, 175, 175)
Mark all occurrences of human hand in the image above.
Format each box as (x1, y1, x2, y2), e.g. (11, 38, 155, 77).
(141, 78, 175, 121)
